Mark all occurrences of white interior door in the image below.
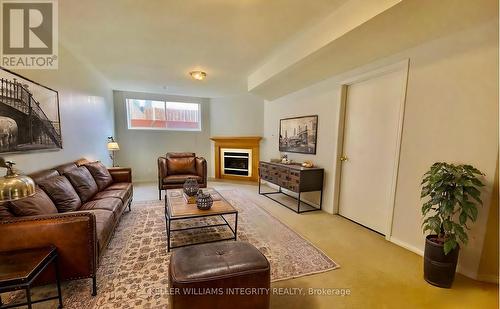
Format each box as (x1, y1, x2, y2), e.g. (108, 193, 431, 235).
(338, 67, 407, 235)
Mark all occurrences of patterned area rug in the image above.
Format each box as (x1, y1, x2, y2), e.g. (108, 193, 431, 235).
(4, 190, 338, 308)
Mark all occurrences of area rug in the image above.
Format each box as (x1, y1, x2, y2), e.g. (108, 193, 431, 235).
(5, 190, 338, 308)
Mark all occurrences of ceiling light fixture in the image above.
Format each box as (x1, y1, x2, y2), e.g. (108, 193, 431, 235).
(189, 71, 207, 81)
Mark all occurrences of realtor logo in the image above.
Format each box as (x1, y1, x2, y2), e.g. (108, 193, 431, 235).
(1, 0, 58, 69)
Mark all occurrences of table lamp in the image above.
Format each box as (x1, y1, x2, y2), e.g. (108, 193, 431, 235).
(0, 158, 35, 202)
(107, 136, 120, 167)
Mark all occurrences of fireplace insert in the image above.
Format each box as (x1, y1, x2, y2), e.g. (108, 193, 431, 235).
(221, 149, 252, 177)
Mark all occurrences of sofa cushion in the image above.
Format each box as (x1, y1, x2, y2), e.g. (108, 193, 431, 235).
(38, 176, 82, 212)
(104, 182, 132, 191)
(87, 209, 115, 253)
(64, 167, 98, 203)
(9, 187, 58, 217)
(56, 162, 77, 175)
(80, 198, 122, 214)
(163, 175, 201, 184)
(0, 202, 15, 220)
(29, 169, 59, 184)
(93, 190, 129, 203)
(166, 157, 196, 176)
(85, 161, 113, 190)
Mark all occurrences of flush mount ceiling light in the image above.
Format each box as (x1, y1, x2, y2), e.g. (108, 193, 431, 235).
(189, 71, 207, 81)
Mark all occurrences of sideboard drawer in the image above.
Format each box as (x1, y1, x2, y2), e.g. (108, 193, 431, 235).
(259, 163, 278, 184)
(287, 171, 300, 192)
(277, 167, 289, 187)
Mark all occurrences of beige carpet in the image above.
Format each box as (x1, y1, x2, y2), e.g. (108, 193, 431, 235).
(5, 190, 338, 308)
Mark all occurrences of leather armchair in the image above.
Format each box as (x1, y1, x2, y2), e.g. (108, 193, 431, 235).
(158, 152, 207, 199)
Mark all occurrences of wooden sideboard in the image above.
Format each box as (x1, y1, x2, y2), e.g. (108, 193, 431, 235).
(258, 161, 324, 213)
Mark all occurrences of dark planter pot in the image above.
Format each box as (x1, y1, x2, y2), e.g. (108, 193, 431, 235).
(423, 235, 460, 288)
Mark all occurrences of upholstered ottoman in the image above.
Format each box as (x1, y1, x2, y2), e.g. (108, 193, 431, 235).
(169, 241, 270, 309)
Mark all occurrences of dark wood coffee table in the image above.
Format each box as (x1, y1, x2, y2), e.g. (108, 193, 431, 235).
(164, 189, 238, 251)
(0, 246, 63, 309)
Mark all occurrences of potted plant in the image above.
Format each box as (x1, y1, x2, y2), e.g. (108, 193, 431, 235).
(420, 162, 484, 288)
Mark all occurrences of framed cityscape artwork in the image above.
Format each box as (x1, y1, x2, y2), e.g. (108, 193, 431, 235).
(279, 115, 318, 154)
(0, 67, 62, 153)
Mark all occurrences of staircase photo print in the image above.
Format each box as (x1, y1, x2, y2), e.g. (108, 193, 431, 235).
(0, 67, 62, 153)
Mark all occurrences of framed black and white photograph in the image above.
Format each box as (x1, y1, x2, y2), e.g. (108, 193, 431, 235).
(0, 67, 62, 153)
(279, 115, 318, 154)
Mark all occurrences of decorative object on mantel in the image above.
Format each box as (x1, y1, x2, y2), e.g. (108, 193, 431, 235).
(183, 177, 200, 197)
(196, 190, 214, 210)
(270, 158, 281, 163)
(210, 136, 262, 182)
(302, 160, 314, 168)
(0, 67, 62, 153)
(107, 136, 120, 167)
(279, 115, 318, 154)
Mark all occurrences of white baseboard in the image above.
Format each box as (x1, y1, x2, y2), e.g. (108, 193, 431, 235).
(476, 274, 500, 284)
(456, 265, 479, 281)
(133, 180, 156, 184)
(389, 237, 424, 256)
(389, 237, 499, 284)
(457, 265, 500, 284)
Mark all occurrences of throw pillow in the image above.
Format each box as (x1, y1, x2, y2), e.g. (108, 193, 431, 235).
(84, 161, 113, 190)
(64, 166, 99, 202)
(10, 187, 58, 216)
(38, 176, 82, 212)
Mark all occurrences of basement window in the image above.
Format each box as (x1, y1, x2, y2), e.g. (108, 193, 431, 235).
(126, 99, 201, 131)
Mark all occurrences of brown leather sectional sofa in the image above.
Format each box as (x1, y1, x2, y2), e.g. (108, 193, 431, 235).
(0, 158, 132, 295)
(158, 152, 207, 199)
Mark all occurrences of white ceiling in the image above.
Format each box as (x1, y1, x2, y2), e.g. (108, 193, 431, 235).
(59, 0, 348, 98)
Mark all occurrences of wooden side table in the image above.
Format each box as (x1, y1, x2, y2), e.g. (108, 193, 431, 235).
(0, 246, 63, 309)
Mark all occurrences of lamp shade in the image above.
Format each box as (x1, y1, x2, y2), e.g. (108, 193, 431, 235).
(107, 142, 120, 151)
(0, 171, 35, 202)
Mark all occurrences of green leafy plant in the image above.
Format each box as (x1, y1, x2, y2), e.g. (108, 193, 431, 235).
(421, 162, 484, 254)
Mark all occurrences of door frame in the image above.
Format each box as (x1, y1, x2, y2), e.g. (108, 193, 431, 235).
(333, 59, 410, 239)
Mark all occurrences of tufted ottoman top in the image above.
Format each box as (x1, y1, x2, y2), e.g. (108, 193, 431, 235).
(170, 241, 269, 283)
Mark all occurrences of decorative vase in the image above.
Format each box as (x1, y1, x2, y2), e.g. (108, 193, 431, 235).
(183, 178, 199, 197)
(423, 235, 460, 288)
(196, 190, 213, 210)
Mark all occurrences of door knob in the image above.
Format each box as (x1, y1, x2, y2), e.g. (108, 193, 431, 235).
(340, 155, 348, 162)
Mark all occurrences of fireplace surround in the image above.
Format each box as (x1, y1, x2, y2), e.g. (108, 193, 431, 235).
(210, 136, 261, 182)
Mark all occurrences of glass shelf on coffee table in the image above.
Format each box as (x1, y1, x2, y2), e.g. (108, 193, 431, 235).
(164, 189, 238, 252)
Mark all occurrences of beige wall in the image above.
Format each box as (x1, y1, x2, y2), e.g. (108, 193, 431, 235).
(262, 19, 498, 279)
(4, 46, 114, 173)
(210, 94, 264, 137)
(262, 80, 339, 213)
(209, 93, 264, 177)
(477, 160, 499, 282)
(113, 90, 210, 183)
(390, 19, 498, 278)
